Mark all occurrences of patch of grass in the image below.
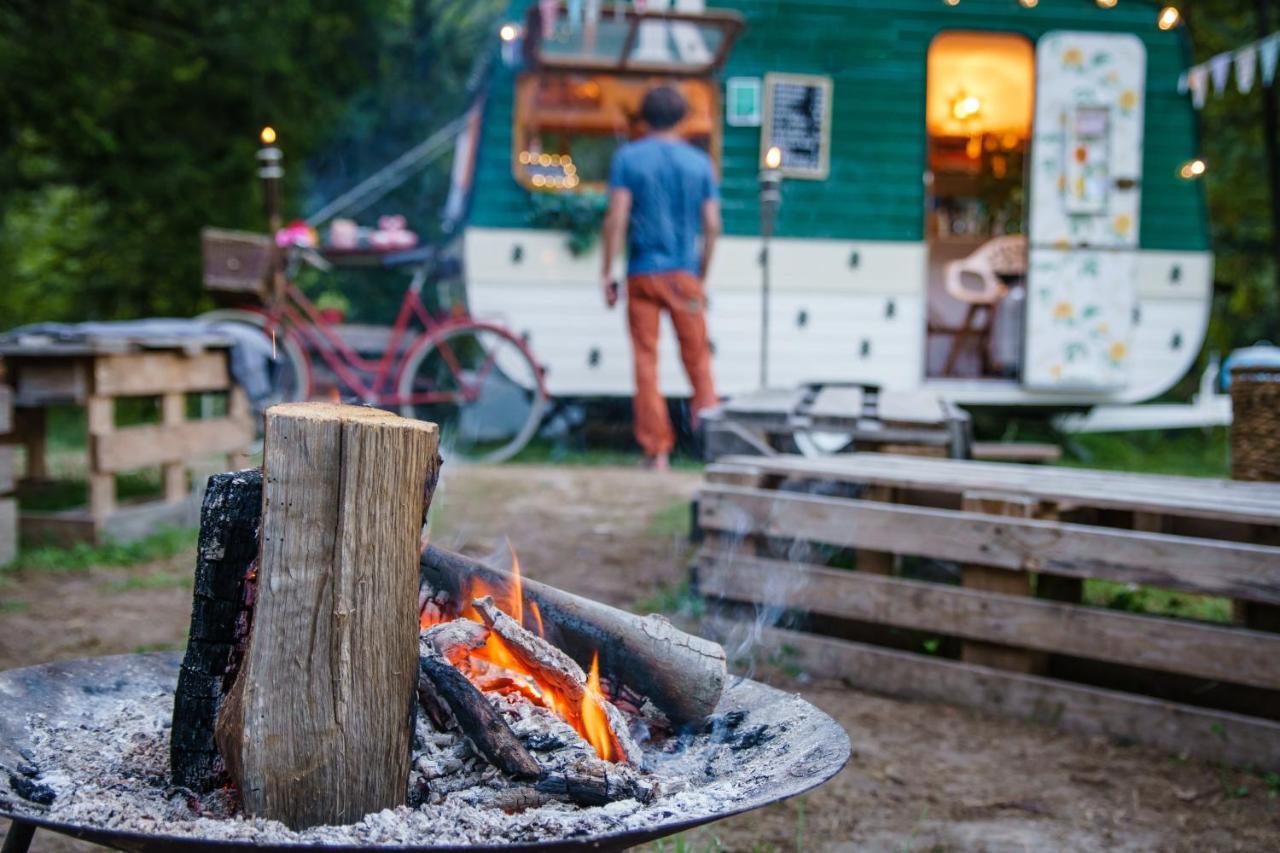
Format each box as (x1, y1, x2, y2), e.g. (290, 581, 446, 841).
(4, 526, 196, 573)
(507, 440, 702, 470)
(647, 499, 692, 540)
(1058, 428, 1230, 479)
(106, 571, 192, 592)
(18, 468, 164, 512)
(1082, 579, 1233, 623)
(133, 642, 181, 654)
(633, 578, 703, 618)
(0, 600, 30, 614)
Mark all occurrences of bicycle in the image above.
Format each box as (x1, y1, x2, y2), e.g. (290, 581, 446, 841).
(199, 229, 548, 463)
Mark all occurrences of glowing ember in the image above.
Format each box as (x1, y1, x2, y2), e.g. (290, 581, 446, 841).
(418, 546, 624, 762)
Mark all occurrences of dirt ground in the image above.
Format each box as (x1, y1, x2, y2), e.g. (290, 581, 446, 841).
(2, 464, 1278, 851)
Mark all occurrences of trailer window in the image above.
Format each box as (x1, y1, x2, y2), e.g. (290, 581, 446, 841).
(512, 73, 719, 191)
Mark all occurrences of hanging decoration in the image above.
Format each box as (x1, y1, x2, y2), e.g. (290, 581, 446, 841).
(568, 0, 584, 32)
(1182, 31, 1280, 108)
(1236, 44, 1258, 93)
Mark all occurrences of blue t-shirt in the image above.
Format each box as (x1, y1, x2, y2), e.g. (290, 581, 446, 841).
(607, 137, 718, 276)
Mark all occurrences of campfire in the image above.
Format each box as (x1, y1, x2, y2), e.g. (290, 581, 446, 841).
(0, 403, 847, 851)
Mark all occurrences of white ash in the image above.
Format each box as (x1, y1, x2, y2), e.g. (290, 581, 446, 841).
(3, 680, 830, 847)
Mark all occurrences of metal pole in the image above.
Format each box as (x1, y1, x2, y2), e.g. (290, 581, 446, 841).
(759, 165, 781, 389)
(1, 820, 36, 853)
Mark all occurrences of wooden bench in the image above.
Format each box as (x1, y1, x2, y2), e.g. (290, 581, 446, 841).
(695, 453, 1280, 769)
(0, 337, 253, 546)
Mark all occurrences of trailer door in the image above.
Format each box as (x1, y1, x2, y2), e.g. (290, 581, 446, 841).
(1024, 32, 1146, 391)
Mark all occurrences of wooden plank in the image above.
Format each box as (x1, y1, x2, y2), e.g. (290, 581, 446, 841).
(0, 446, 12, 495)
(89, 472, 116, 519)
(698, 485, 1280, 604)
(857, 484, 895, 575)
(0, 384, 12, 435)
(700, 551, 1280, 691)
(15, 407, 47, 480)
(18, 508, 98, 547)
(91, 417, 252, 473)
(716, 454, 1280, 527)
(762, 626, 1280, 771)
(92, 351, 229, 396)
(86, 396, 114, 436)
(0, 497, 15, 565)
(12, 359, 89, 405)
(971, 442, 1062, 464)
(960, 493, 1042, 674)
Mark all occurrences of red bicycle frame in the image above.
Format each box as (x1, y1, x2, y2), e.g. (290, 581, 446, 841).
(256, 272, 537, 408)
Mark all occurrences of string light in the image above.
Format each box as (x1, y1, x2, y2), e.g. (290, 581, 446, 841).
(259, 126, 277, 145)
(1157, 6, 1181, 30)
(1097, 0, 1118, 8)
(943, 0, 960, 6)
(499, 23, 520, 42)
(1179, 158, 1206, 179)
(764, 146, 782, 169)
(1019, 0, 1038, 7)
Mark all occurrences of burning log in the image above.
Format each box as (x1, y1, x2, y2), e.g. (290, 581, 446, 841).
(215, 403, 440, 830)
(422, 618, 490, 667)
(417, 646, 542, 780)
(471, 596, 644, 766)
(420, 545, 727, 728)
(171, 467, 262, 792)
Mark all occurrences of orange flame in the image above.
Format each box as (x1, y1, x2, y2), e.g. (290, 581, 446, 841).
(417, 545, 622, 762)
(581, 653, 616, 763)
(326, 387, 341, 404)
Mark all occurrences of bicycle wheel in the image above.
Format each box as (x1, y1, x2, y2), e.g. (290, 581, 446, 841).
(198, 308, 312, 408)
(397, 323, 547, 463)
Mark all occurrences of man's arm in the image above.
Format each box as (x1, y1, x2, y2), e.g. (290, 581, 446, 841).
(601, 187, 631, 306)
(699, 197, 722, 283)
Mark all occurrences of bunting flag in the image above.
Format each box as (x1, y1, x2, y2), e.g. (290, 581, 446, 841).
(567, 0, 583, 32)
(1263, 33, 1280, 86)
(1179, 29, 1280, 107)
(1209, 53, 1233, 94)
(1236, 45, 1258, 93)
(1188, 64, 1209, 109)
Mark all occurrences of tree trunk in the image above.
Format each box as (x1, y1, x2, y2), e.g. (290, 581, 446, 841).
(216, 403, 440, 830)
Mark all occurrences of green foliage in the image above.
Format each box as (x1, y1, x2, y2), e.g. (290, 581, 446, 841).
(1082, 579, 1233, 624)
(3, 527, 196, 573)
(1188, 2, 1280, 348)
(527, 190, 608, 256)
(0, 0, 502, 330)
(1058, 428, 1230, 478)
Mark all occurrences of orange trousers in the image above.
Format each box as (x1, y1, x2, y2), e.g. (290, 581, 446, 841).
(626, 271, 719, 456)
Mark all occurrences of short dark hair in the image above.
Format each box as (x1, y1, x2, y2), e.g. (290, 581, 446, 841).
(640, 85, 687, 131)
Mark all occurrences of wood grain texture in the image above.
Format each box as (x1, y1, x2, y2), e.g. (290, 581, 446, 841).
(698, 551, 1280, 691)
(761, 626, 1280, 771)
(698, 485, 1280, 604)
(217, 403, 439, 830)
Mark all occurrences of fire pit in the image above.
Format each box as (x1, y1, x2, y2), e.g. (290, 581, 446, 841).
(1, 404, 850, 851)
(0, 653, 848, 852)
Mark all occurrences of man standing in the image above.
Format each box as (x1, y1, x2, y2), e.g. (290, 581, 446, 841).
(601, 84, 722, 471)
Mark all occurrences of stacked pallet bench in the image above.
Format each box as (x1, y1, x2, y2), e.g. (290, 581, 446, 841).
(0, 384, 14, 564)
(702, 384, 972, 461)
(0, 335, 253, 546)
(695, 453, 1280, 769)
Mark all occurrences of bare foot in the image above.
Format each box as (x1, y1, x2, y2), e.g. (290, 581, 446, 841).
(643, 453, 670, 472)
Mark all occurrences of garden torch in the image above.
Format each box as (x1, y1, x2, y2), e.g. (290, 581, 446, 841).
(759, 145, 783, 388)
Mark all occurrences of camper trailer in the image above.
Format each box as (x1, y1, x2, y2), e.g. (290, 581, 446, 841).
(456, 0, 1210, 406)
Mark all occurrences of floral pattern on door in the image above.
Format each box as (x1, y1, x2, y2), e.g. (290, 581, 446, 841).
(1025, 32, 1145, 391)
(1025, 249, 1136, 390)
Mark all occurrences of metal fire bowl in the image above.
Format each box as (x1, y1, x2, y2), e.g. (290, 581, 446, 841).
(0, 653, 850, 852)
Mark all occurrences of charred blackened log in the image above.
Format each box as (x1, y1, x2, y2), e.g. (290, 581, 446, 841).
(418, 646, 541, 780)
(535, 759, 658, 807)
(421, 545, 727, 728)
(170, 468, 262, 792)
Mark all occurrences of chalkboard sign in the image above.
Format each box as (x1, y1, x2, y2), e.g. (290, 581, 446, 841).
(761, 73, 833, 179)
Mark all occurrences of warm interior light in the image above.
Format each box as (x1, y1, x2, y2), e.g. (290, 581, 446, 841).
(951, 94, 982, 121)
(1157, 6, 1180, 30)
(1097, 0, 1118, 8)
(1019, 0, 1038, 7)
(927, 32, 1034, 140)
(1179, 158, 1206, 179)
(499, 23, 519, 42)
(764, 145, 782, 169)
(943, 0, 960, 6)
(259, 126, 277, 145)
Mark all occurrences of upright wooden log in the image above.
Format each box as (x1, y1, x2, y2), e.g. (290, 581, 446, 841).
(216, 403, 439, 830)
(171, 467, 263, 791)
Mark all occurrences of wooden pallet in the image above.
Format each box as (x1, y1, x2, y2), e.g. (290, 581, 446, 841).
(0, 384, 14, 565)
(695, 453, 1280, 769)
(1, 340, 253, 546)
